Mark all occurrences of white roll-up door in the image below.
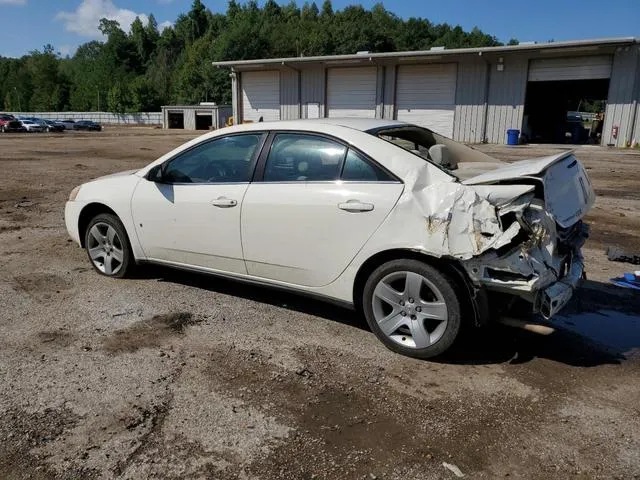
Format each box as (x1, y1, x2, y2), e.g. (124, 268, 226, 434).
(242, 71, 280, 122)
(396, 64, 457, 138)
(327, 67, 377, 118)
(528, 56, 612, 81)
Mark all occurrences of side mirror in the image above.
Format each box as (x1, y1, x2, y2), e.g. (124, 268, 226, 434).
(147, 164, 165, 183)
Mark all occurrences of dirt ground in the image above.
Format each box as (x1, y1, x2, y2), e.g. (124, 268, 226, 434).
(0, 128, 639, 480)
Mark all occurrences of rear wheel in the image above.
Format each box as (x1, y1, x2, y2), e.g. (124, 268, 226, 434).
(84, 213, 134, 278)
(362, 259, 462, 359)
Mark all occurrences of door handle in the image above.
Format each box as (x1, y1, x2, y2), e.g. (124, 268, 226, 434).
(211, 197, 238, 208)
(338, 200, 374, 212)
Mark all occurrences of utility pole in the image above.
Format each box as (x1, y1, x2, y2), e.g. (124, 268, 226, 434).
(13, 87, 21, 111)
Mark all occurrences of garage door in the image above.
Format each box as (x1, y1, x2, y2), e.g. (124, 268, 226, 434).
(528, 56, 612, 81)
(327, 67, 377, 118)
(396, 64, 457, 138)
(242, 71, 280, 122)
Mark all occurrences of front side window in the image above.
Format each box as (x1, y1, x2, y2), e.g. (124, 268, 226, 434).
(263, 134, 346, 182)
(163, 134, 263, 183)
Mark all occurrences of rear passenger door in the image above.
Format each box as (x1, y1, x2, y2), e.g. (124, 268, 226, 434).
(240, 132, 404, 287)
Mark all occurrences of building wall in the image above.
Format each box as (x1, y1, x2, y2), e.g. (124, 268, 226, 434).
(233, 45, 640, 145)
(453, 59, 488, 143)
(232, 72, 239, 124)
(485, 57, 528, 144)
(382, 65, 396, 119)
(604, 46, 640, 146)
(301, 66, 325, 118)
(183, 109, 196, 130)
(216, 107, 233, 128)
(375, 65, 385, 119)
(634, 102, 640, 145)
(280, 69, 300, 120)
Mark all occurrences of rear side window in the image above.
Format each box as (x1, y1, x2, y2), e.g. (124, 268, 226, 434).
(263, 134, 346, 182)
(341, 149, 395, 182)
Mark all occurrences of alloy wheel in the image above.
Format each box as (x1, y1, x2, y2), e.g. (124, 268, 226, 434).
(87, 222, 124, 275)
(372, 271, 448, 348)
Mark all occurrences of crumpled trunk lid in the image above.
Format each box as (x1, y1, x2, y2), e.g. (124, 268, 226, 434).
(462, 151, 595, 228)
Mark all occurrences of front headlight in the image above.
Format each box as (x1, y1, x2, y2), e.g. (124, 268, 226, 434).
(69, 185, 82, 201)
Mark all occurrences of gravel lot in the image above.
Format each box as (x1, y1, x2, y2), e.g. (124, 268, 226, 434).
(1, 128, 639, 479)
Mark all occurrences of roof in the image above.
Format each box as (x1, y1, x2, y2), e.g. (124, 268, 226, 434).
(161, 105, 231, 110)
(222, 118, 408, 132)
(213, 37, 637, 69)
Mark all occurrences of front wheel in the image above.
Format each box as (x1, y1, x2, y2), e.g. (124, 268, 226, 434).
(362, 259, 462, 359)
(84, 213, 135, 278)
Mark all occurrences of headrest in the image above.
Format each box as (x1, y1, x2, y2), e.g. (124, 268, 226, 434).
(428, 144, 457, 169)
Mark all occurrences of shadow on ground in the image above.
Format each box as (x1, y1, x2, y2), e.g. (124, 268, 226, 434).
(137, 264, 366, 329)
(139, 266, 640, 368)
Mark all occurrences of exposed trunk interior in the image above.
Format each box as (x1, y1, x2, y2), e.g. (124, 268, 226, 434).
(523, 79, 609, 144)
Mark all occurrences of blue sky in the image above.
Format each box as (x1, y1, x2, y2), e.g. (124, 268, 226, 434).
(0, 0, 638, 58)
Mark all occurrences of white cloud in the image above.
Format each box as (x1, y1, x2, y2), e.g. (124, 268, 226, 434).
(0, 0, 27, 5)
(58, 45, 75, 57)
(158, 20, 173, 31)
(56, 0, 148, 38)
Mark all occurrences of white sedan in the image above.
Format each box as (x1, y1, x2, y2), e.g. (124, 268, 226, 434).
(65, 119, 594, 358)
(19, 119, 44, 132)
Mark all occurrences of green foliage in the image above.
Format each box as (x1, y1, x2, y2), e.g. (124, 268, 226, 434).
(107, 83, 131, 114)
(0, 1, 508, 113)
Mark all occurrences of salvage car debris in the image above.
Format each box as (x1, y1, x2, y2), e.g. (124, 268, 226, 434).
(606, 246, 640, 265)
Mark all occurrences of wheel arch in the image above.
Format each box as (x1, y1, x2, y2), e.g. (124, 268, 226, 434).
(352, 249, 489, 327)
(77, 203, 119, 248)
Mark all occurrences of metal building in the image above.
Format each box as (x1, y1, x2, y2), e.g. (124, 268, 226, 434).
(213, 37, 640, 147)
(161, 103, 232, 131)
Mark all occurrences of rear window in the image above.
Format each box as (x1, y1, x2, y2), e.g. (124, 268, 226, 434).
(368, 125, 498, 173)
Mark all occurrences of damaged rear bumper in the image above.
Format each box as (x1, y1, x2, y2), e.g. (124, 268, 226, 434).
(535, 250, 584, 319)
(463, 214, 589, 320)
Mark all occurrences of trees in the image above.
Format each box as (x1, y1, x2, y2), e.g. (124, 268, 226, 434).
(0, 1, 504, 112)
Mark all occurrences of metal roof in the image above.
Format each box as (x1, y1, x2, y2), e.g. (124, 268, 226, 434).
(213, 37, 637, 68)
(161, 105, 231, 109)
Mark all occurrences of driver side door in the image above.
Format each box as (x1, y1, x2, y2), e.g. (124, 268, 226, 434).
(131, 132, 266, 274)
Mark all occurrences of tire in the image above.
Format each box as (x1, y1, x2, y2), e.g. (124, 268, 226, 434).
(362, 259, 462, 359)
(84, 213, 135, 279)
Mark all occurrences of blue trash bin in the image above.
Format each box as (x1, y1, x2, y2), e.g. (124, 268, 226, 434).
(507, 129, 520, 145)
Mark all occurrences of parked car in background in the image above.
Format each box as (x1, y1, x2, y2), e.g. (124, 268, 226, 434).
(74, 120, 103, 131)
(57, 119, 77, 130)
(19, 119, 43, 133)
(64, 118, 595, 359)
(24, 118, 58, 132)
(0, 119, 26, 133)
(0, 114, 25, 133)
(42, 119, 65, 132)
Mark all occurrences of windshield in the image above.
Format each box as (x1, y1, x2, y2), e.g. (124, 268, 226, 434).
(367, 125, 498, 173)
